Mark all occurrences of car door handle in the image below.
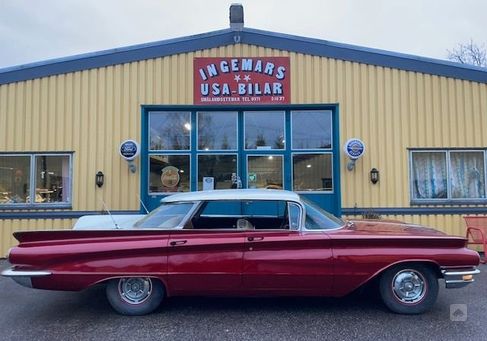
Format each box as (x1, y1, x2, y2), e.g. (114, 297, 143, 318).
(170, 240, 187, 246)
(247, 236, 264, 242)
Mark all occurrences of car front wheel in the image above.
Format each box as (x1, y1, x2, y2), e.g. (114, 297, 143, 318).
(379, 264, 438, 314)
(106, 277, 164, 316)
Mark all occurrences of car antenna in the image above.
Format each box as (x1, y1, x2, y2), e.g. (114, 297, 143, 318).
(101, 199, 120, 229)
(137, 194, 149, 214)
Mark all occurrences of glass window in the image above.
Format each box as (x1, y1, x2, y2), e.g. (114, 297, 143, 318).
(292, 110, 332, 149)
(149, 111, 191, 150)
(35, 155, 70, 203)
(200, 200, 287, 218)
(410, 150, 486, 202)
(201, 201, 241, 216)
(134, 202, 195, 228)
(198, 155, 237, 190)
(288, 203, 301, 230)
(242, 200, 286, 217)
(411, 152, 448, 199)
(198, 112, 237, 150)
(0, 154, 72, 206)
(149, 155, 190, 193)
(247, 155, 283, 189)
(293, 154, 333, 191)
(450, 151, 485, 199)
(0, 156, 30, 204)
(301, 197, 343, 230)
(244, 111, 285, 150)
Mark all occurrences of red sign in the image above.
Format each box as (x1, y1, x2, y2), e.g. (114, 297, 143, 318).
(194, 57, 290, 105)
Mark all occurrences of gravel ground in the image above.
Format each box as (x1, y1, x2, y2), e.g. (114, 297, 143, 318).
(0, 260, 485, 341)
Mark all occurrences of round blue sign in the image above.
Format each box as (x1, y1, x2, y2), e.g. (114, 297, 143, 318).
(344, 138, 365, 160)
(119, 140, 140, 161)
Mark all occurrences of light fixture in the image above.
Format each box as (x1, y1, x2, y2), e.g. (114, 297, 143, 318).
(184, 122, 191, 131)
(96, 171, 105, 188)
(370, 168, 379, 184)
(306, 164, 312, 168)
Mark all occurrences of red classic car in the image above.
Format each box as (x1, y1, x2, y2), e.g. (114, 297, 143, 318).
(1, 189, 481, 316)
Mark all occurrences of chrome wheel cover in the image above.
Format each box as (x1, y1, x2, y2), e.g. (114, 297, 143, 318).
(118, 277, 153, 305)
(391, 269, 426, 304)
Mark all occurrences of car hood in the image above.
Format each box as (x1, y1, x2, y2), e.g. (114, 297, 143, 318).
(339, 219, 447, 237)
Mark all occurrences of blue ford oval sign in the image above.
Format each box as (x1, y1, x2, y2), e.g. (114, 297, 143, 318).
(119, 140, 140, 161)
(344, 138, 365, 160)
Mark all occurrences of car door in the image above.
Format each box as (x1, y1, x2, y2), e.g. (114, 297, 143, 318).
(242, 201, 334, 295)
(167, 201, 246, 295)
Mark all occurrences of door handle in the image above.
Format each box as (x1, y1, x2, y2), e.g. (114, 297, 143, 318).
(170, 240, 187, 246)
(247, 236, 264, 242)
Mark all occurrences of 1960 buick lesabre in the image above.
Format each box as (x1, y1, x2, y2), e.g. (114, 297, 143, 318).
(1, 189, 480, 315)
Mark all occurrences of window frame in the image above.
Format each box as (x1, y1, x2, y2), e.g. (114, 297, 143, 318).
(243, 110, 286, 151)
(148, 111, 192, 152)
(0, 152, 73, 209)
(196, 111, 238, 152)
(291, 152, 334, 194)
(246, 154, 285, 189)
(148, 153, 192, 195)
(409, 148, 487, 205)
(196, 153, 239, 191)
(290, 110, 333, 151)
(191, 199, 304, 231)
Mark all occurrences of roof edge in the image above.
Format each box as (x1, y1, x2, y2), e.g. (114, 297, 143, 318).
(1, 27, 486, 85)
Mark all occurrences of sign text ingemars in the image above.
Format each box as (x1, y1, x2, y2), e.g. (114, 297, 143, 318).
(194, 57, 290, 104)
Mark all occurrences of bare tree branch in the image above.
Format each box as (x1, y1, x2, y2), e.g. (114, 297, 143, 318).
(447, 39, 487, 67)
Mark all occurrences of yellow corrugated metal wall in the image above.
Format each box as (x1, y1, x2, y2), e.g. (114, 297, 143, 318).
(1, 44, 486, 256)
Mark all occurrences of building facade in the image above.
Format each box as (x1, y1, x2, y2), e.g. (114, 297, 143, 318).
(1, 23, 487, 256)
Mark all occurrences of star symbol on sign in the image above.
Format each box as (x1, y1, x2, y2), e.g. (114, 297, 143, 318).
(243, 74, 251, 82)
(234, 74, 241, 82)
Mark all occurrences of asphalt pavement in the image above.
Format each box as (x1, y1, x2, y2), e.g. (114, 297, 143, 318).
(0, 260, 486, 341)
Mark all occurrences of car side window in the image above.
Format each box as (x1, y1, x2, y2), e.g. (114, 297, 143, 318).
(288, 203, 301, 230)
(191, 200, 289, 230)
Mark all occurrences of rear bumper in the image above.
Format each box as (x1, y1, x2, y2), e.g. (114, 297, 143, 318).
(1, 267, 52, 288)
(441, 268, 480, 289)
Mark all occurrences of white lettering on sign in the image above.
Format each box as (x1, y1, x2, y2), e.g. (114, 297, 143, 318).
(198, 59, 288, 80)
(195, 57, 290, 105)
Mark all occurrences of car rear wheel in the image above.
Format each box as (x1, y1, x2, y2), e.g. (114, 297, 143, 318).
(379, 264, 438, 314)
(106, 277, 164, 316)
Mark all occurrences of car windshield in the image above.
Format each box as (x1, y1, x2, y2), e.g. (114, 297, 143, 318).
(134, 202, 195, 228)
(300, 196, 344, 230)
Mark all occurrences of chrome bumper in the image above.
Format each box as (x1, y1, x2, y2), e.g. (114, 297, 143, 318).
(441, 268, 480, 289)
(1, 267, 52, 288)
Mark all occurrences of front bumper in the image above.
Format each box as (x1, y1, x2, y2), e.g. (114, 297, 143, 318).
(441, 268, 480, 289)
(1, 267, 52, 288)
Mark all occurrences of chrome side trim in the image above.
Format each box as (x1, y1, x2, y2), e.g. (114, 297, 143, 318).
(1, 268, 52, 277)
(441, 269, 480, 276)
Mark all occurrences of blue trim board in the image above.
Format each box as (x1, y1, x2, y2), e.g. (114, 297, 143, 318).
(342, 207, 487, 216)
(1, 207, 486, 220)
(0, 210, 140, 220)
(1, 28, 486, 85)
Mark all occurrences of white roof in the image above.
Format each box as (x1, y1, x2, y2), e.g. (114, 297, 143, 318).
(161, 189, 301, 203)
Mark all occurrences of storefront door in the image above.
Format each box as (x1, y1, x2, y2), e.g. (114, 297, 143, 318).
(141, 106, 341, 216)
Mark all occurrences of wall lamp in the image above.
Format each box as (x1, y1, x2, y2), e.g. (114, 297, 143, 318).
(96, 171, 105, 188)
(370, 168, 379, 184)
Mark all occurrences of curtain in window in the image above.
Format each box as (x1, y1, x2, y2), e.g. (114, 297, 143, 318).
(450, 152, 485, 199)
(412, 153, 447, 199)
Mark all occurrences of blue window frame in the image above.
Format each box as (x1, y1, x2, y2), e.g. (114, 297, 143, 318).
(141, 105, 341, 216)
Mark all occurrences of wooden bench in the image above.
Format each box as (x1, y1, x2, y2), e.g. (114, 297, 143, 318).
(464, 216, 487, 264)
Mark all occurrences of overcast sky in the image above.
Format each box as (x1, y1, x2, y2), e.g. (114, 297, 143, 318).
(0, 0, 485, 69)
